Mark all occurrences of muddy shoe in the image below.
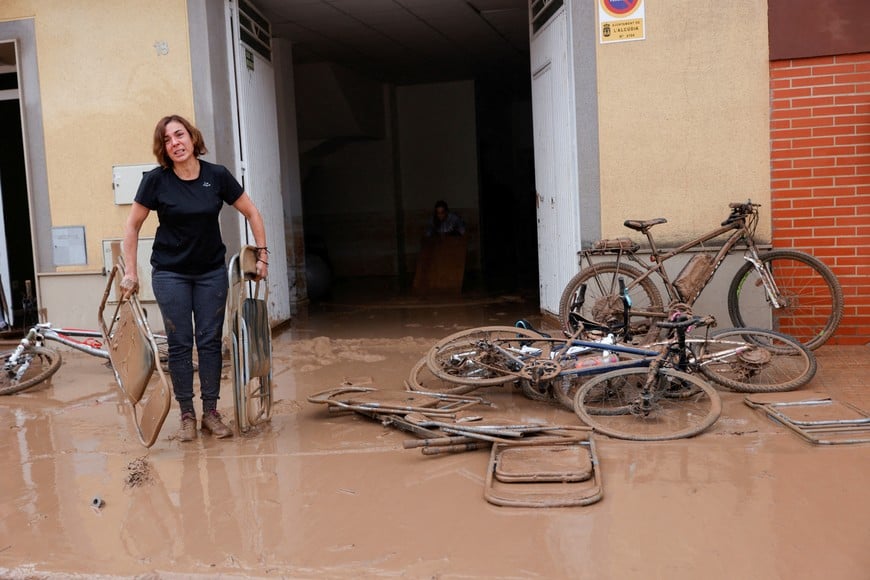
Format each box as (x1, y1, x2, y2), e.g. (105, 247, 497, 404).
(178, 413, 197, 442)
(201, 410, 233, 438)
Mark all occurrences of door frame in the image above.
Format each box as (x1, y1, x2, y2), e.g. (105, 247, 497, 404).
(0, 20, 52, 322)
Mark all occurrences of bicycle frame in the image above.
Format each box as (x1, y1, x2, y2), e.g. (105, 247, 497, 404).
(507, 316, 747, 387)
(3, 323, 109, 374)
(580, 204, 783, 319)
(488, 336, 662, 384)
(39, 325, 109, 358)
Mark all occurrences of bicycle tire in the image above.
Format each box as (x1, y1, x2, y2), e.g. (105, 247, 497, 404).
(558, 262, 664, 344)
(574, 366, 721, 441)
(0, 346, 63, 396)
(727, 249, 843, 350)
(426, 326, 546, 387)
(407, 355, 481, 395)
(697, 328, 817, 393)
(519, 378, 552, 402)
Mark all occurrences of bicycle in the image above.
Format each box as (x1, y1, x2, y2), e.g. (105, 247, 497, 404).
(414, 318, 722, 440)
(558, 200, 843, 350)
(415, 317, 816, 412)
(0, 322, 168, 396)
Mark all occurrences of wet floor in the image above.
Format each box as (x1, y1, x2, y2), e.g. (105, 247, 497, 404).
(1, 292, 869, 579)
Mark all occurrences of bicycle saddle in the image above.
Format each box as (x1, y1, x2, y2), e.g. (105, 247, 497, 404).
(623, 218, 667, 232)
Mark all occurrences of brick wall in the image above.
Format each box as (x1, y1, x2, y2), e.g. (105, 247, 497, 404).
(770, 52, 870, 345)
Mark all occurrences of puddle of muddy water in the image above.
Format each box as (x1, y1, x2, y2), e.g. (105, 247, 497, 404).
(1, 301, 869, 578)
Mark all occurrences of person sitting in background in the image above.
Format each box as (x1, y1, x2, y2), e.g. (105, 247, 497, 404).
(426, 200, 466, 237)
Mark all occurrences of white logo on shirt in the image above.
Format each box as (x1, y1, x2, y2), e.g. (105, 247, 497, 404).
(202, 181, 212, 187)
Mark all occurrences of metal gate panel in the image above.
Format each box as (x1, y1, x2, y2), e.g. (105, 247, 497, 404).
(229, 2, 291, 323)
(530, 9, 580, 315)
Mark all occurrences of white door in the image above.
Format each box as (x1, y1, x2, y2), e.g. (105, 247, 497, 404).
(530, 9, 580, 315)
(0, 178, 11, 326)
(227, 0, 290, 323)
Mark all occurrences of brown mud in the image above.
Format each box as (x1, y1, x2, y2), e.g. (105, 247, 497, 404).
(1, 295, 868, 578)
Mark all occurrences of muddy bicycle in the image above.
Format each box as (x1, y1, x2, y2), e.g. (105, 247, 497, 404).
(412, 322, 721, 439)
(412, 315, 816, 392)
(0, 321, 169, 396)
(558, 200, 843, 350)
(418, 317, 816, 440)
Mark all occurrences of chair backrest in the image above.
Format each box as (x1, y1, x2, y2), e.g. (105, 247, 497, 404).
(107, 305, 156, 404)
(242, 297, 271, 377)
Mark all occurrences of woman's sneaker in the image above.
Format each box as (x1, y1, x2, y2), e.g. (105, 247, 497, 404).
(201, 409, 233, 438)
(178, 412, 197, 442)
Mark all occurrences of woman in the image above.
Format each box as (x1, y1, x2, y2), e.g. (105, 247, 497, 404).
(120, 114, 269, 441)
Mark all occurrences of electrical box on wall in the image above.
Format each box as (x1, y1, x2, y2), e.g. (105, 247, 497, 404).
(112, 164, 158, 205)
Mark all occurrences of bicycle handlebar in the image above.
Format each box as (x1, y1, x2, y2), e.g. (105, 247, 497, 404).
(722, 200, 760, 226)
(728, 199, 760, 210)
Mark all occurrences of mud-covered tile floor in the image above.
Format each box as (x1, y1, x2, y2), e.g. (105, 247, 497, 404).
(1, 295, 868, 579)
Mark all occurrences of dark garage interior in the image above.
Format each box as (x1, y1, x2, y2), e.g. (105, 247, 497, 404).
(253, 0, 539, 302)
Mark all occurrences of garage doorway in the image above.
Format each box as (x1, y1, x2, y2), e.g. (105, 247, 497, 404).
(0, 42, 36, 328)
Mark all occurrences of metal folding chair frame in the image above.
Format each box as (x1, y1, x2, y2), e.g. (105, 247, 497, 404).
(744, 392, 870, 445)
(226, 251, 273, 433)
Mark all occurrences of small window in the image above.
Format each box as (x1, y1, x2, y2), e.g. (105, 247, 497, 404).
(530, 0, 565, 34)
(240, 0, 271, 62)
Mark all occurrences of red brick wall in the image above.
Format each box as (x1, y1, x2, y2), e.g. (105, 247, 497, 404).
(770, 52, 870, 345)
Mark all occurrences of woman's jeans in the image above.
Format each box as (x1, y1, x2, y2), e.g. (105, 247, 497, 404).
(152, 267, 227, 407)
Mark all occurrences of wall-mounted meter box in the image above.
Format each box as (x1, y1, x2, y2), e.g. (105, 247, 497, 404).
(112, 164, 158, 205)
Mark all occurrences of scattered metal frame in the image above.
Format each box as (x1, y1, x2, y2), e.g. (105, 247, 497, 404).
(744, 391, 870, 445)
(309, 382, 605, 507)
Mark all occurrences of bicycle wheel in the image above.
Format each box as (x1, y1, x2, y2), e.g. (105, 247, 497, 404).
(407, 355, 482, 395)
(558, 262, 664, 344)
(426, 326, 547, 387)
(0, 346, 63, 396)
(727, 249, 843, 350)
(574, 367, 721, 441)
(696, 328, 817, 393)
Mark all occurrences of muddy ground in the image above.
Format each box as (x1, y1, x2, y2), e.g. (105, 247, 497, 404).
(1, 293, 868, 579)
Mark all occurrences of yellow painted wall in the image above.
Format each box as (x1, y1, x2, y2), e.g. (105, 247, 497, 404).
(595, 0, 771, 246)
(0, 0, 194, 270)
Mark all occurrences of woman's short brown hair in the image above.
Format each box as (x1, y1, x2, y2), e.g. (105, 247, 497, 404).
(152, 114, 208, 168)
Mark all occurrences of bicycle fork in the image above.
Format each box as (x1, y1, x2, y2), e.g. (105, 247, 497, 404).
(635, 359, 661, 417)
(4, 327, 45, 380)
(742, 251, 783, 309)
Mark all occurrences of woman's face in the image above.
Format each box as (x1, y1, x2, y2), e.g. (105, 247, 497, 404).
(163, 120, 195, 165)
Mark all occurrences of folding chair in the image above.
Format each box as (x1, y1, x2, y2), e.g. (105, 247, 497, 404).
(745, 391, 870, 445)
(99, 262, 172, 447)
(484, 434, 604, 508)
(226, 245, 273, 433)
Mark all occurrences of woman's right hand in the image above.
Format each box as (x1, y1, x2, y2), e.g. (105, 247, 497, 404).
(120, 274, 140, 300)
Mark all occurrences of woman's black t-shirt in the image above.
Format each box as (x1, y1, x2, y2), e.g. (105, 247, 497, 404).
(134, 161, 244, 274)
